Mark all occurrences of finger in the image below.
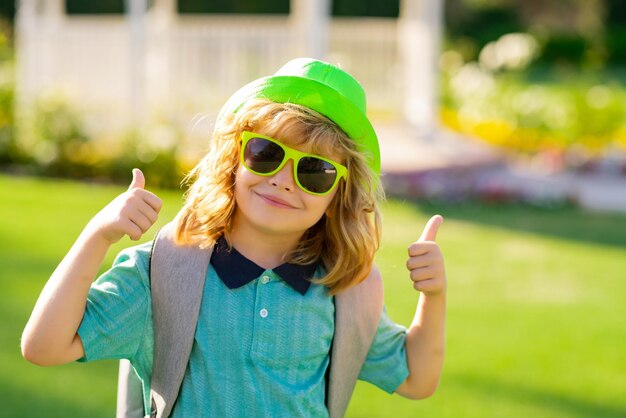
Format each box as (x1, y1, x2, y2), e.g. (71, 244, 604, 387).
(140, 191, 163, 213)
(136, 202, 159, 225)
(406, 252, 439, 270)
(408, 241, 436, 257)
(128, 168, 145, 190)
(127, 189, 161, 215)
(122, 219, 144, 241)
(128, 209, 154, 233)
(413, 278, 440, 293)
(409, 266, 437, 282)
(418, 214, 444, 242)
(128, 188, 162, 213)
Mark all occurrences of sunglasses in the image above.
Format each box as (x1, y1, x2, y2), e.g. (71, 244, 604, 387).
(240, 131, 348, 196)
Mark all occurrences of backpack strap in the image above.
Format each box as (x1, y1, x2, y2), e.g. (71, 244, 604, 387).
(148, 221, 213, 418)
(327, 267, 384, 418)
(116, 359, 144, 418)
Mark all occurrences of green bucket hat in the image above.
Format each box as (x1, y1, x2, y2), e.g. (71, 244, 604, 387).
(217, 57, 380, 176)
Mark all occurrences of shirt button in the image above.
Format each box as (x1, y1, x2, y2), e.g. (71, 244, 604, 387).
(259, 308, 268, 318)
(261, 275, 270, 284)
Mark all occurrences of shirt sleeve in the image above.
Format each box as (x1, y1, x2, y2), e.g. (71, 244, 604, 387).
(77, 241, 153, 363)
(358, 305, 410, 393)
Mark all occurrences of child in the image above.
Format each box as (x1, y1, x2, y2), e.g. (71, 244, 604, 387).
(21, 58, 447, 417)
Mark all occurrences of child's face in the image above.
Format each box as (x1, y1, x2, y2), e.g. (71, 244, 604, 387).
(232, 134, 340, 239)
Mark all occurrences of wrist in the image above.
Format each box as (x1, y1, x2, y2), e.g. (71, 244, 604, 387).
(421, 288, 447, 301)
(81, 221, 116, 248)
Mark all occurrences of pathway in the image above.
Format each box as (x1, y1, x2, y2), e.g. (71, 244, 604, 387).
(375, 121, 626, 214)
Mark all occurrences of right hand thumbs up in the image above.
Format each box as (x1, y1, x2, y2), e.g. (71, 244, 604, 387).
(90, 168, 163, 244)
(128, 168, 145, 190)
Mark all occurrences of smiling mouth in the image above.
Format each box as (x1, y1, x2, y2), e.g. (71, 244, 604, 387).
(256, 192, 297, 209)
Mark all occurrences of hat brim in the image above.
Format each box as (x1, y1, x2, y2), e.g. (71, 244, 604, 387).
(218, 75, 380, 176)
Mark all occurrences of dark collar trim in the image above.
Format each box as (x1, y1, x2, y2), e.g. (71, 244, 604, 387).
(210, 236, 317, 295)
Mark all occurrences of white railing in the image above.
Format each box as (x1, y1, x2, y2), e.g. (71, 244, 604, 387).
(17, 14, 401, 135)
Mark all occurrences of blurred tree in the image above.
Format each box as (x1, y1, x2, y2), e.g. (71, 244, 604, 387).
(332, 0, 398, 17)
(445, 0, 523, 60)
(0, 0, 14, 42)
(605, 0, 626, 64)
(445, 0, 606, 67)
(0, 0, 14, 21)
(514, 0, 603, 35)
(0, 29, 14, 165)
(178, 0, 289, 14)
(514, 0, 605, 67)
(605, 0, 626, 25)
(178, 0, 400, 16)
(66, 0, 125, 14)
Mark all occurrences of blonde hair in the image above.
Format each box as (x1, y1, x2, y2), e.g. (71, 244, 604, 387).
(176, 99, 384, 295)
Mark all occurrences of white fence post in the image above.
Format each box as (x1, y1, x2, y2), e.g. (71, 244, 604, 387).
(126, 0, 148, 125)
(15, 0, 36, 106)
(147, 0, 176, 108)
(398, 0, 443, 137)
(290, 0, 331, 59)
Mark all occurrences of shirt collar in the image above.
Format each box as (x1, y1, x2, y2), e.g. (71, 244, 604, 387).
(210, 236, 317, 295)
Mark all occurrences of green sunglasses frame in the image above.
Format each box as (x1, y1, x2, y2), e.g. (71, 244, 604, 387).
(240, 131, 348, 196)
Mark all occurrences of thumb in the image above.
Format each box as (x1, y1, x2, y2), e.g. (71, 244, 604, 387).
(128, 168, 145, 190)
(418, 215, 444, 242)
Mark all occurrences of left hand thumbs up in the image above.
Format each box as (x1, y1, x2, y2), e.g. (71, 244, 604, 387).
(407, 215, 447, 295)
(418, 214, 444, 242)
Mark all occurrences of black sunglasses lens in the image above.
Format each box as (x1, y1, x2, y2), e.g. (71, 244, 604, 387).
(244, 137, 284, 173)
(298, 157, 338, 194)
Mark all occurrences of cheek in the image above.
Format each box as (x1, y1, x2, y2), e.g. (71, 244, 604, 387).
(235, 165, 247, 182)
(235, 166, 259, 188)
(233, 168, 253, 202)
(305, 189, 338, 216)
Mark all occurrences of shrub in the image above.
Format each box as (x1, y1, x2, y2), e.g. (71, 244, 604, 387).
(441, 62, 626, 162)
(0, 30, 16, 165)
(13, 93, 186, 188)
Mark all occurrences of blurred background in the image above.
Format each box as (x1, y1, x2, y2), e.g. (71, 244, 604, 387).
(1, 1, 625, 417)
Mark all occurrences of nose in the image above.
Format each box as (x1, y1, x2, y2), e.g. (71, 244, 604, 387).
(269, 159, 296, 192)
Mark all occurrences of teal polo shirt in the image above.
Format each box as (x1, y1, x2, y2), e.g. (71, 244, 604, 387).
(77, 240, 410, 417)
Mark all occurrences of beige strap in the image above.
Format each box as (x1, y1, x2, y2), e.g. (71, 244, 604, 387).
(116, 359, 144, 418)
(327, 268, 384, 418)
(148, 222, 213, 418)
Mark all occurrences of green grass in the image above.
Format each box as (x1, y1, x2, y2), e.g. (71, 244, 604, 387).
(2, 174, 625, 417)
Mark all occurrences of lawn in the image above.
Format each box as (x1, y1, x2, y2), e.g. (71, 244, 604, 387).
(1, 174, 625, 417)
